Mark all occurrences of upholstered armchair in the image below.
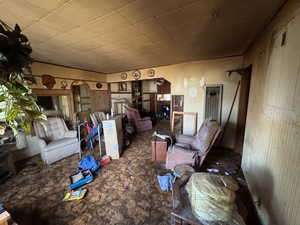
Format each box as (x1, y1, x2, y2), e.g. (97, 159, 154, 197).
(165, 119, 221, 170)
(125, 106, 152, 132)
(26, 117, 80, 164)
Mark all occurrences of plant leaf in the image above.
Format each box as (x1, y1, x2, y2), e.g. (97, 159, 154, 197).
(0, 95, 6, 102)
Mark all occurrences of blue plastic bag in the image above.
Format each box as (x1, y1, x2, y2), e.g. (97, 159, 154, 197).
(78, 155, 100, 172)
(157, 173, 176, 191)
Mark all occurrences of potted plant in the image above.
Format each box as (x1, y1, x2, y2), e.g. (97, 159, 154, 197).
(0, 20, 45, 137)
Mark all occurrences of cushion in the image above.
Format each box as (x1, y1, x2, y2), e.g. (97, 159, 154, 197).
(40, 118, 67, 141)
(174, 143, 192, 149)
(45, 138, 77, 152)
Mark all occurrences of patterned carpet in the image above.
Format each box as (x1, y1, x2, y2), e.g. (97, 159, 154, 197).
(0, 123, 172, 225)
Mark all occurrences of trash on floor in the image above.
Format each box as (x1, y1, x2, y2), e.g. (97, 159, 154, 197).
(100, 155, 111, 166)
(70, 170, 94, 190)
(78, 155, 100, 173)
(157, 173, 176, 191)
(63, 188, 87, 201)
(173, 164, 195, 178)
(185, 172, 243, 223)
(206, 168, 220, 173)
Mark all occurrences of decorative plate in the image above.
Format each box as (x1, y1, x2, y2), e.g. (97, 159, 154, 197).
(132, 70, 141, 80)
(61, 80, 67, 89)
(96, 82, 102, 89)
(121, 72, 127, 80)
(41, 74, 56, 89)
(147, 68, 155, 77)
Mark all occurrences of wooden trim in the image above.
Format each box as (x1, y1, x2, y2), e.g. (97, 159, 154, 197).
(171, 111, 198, 135)
(111, 91, 132, 94)
(143, 92, 157, 94)
(94, 90, 110, 92)
(34, 60, 106, 74)
(32, 74, 106, 83)
(33, 88, 72, 96)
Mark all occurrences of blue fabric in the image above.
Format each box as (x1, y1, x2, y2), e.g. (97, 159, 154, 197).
(157, 173, 176, 191)
(78, 155, 100, 172)
(85, 125, 102, 150)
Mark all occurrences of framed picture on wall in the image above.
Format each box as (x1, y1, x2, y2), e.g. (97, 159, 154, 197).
(118, 82, 127, 91)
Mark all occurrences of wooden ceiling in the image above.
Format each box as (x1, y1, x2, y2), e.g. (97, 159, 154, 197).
(1, 0, 285, 73)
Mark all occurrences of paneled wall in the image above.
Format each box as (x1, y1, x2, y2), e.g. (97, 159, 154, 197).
(30, 62, 107, 91)
(242, 1, 300, 224)
(30, 62, 109, 122)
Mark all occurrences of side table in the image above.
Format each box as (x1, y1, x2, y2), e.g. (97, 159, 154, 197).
(151, 136, 168, 162)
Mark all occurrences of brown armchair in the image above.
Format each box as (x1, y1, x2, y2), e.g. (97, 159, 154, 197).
(166, 119, 221, 170)
(125, 106, 152, 132)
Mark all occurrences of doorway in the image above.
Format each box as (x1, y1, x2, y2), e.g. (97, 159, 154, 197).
(204, 85, 223, 124)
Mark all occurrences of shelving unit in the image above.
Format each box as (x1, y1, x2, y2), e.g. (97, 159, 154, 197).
(132, 80, 142, 110)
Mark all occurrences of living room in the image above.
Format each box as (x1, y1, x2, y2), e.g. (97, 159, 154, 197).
(1, 0, 300, 225)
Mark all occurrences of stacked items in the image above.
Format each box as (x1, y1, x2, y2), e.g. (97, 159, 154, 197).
(0, 204, 16, 225)
(186, 173, 245, 225)
(63, 155, 101, 201)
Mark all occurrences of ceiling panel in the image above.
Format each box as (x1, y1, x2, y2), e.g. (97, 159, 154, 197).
(0, 0, 286, 73)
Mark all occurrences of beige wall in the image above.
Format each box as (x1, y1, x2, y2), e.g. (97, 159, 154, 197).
(107, 56, 243, 148)
(142, 80, 157, 93)
(242, 1, 300, 224)
(30, 62, 107, 90)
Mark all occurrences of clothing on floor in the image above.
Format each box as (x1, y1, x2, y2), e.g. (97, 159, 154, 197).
(157, 173, 176, 191)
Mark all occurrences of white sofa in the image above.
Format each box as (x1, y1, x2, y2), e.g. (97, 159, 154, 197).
(26, 117, 80, 164)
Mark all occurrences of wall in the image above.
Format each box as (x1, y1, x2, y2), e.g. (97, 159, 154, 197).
(110, 82, 132, 93)
(142, 80, 157, 93)
(30, 62, 109, 119)
(107, 56, 243, 148)
(242, 0, 300, 224)
(30, 62, 107, 91)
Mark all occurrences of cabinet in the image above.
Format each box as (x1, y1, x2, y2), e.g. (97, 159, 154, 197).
(132, 81, 142, 110)
(102, 115, 123, 159)
(151, 137, 168, 162)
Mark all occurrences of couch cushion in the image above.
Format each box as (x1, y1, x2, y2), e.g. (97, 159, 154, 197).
(174, 143, 192, 149)
(45, 138, 78, 152)
(41, 118, 68, 141)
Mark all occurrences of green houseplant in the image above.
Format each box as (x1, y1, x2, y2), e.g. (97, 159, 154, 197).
(0, 20, 45, 135)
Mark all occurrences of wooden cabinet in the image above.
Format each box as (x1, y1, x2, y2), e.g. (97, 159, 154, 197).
(151, 137, 168, 162)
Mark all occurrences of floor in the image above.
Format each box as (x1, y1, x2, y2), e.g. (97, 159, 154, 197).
(0, 121, 258, 225)
(0, 123, 172, 225)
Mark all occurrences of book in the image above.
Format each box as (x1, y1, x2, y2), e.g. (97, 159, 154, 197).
(63, 189, 87, 201)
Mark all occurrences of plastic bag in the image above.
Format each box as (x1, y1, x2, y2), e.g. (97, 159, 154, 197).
(78, 155, 100, 172)
(185, 173, 239, 222)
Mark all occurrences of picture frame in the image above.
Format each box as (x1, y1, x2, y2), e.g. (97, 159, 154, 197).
(118, 82, 127, 91)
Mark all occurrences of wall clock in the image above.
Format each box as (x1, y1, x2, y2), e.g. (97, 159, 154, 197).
(132, 70, 141, 80)
(147, 68, 155, 77)
(96, 82, 102, 89)
(121, 72, 127, 80)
